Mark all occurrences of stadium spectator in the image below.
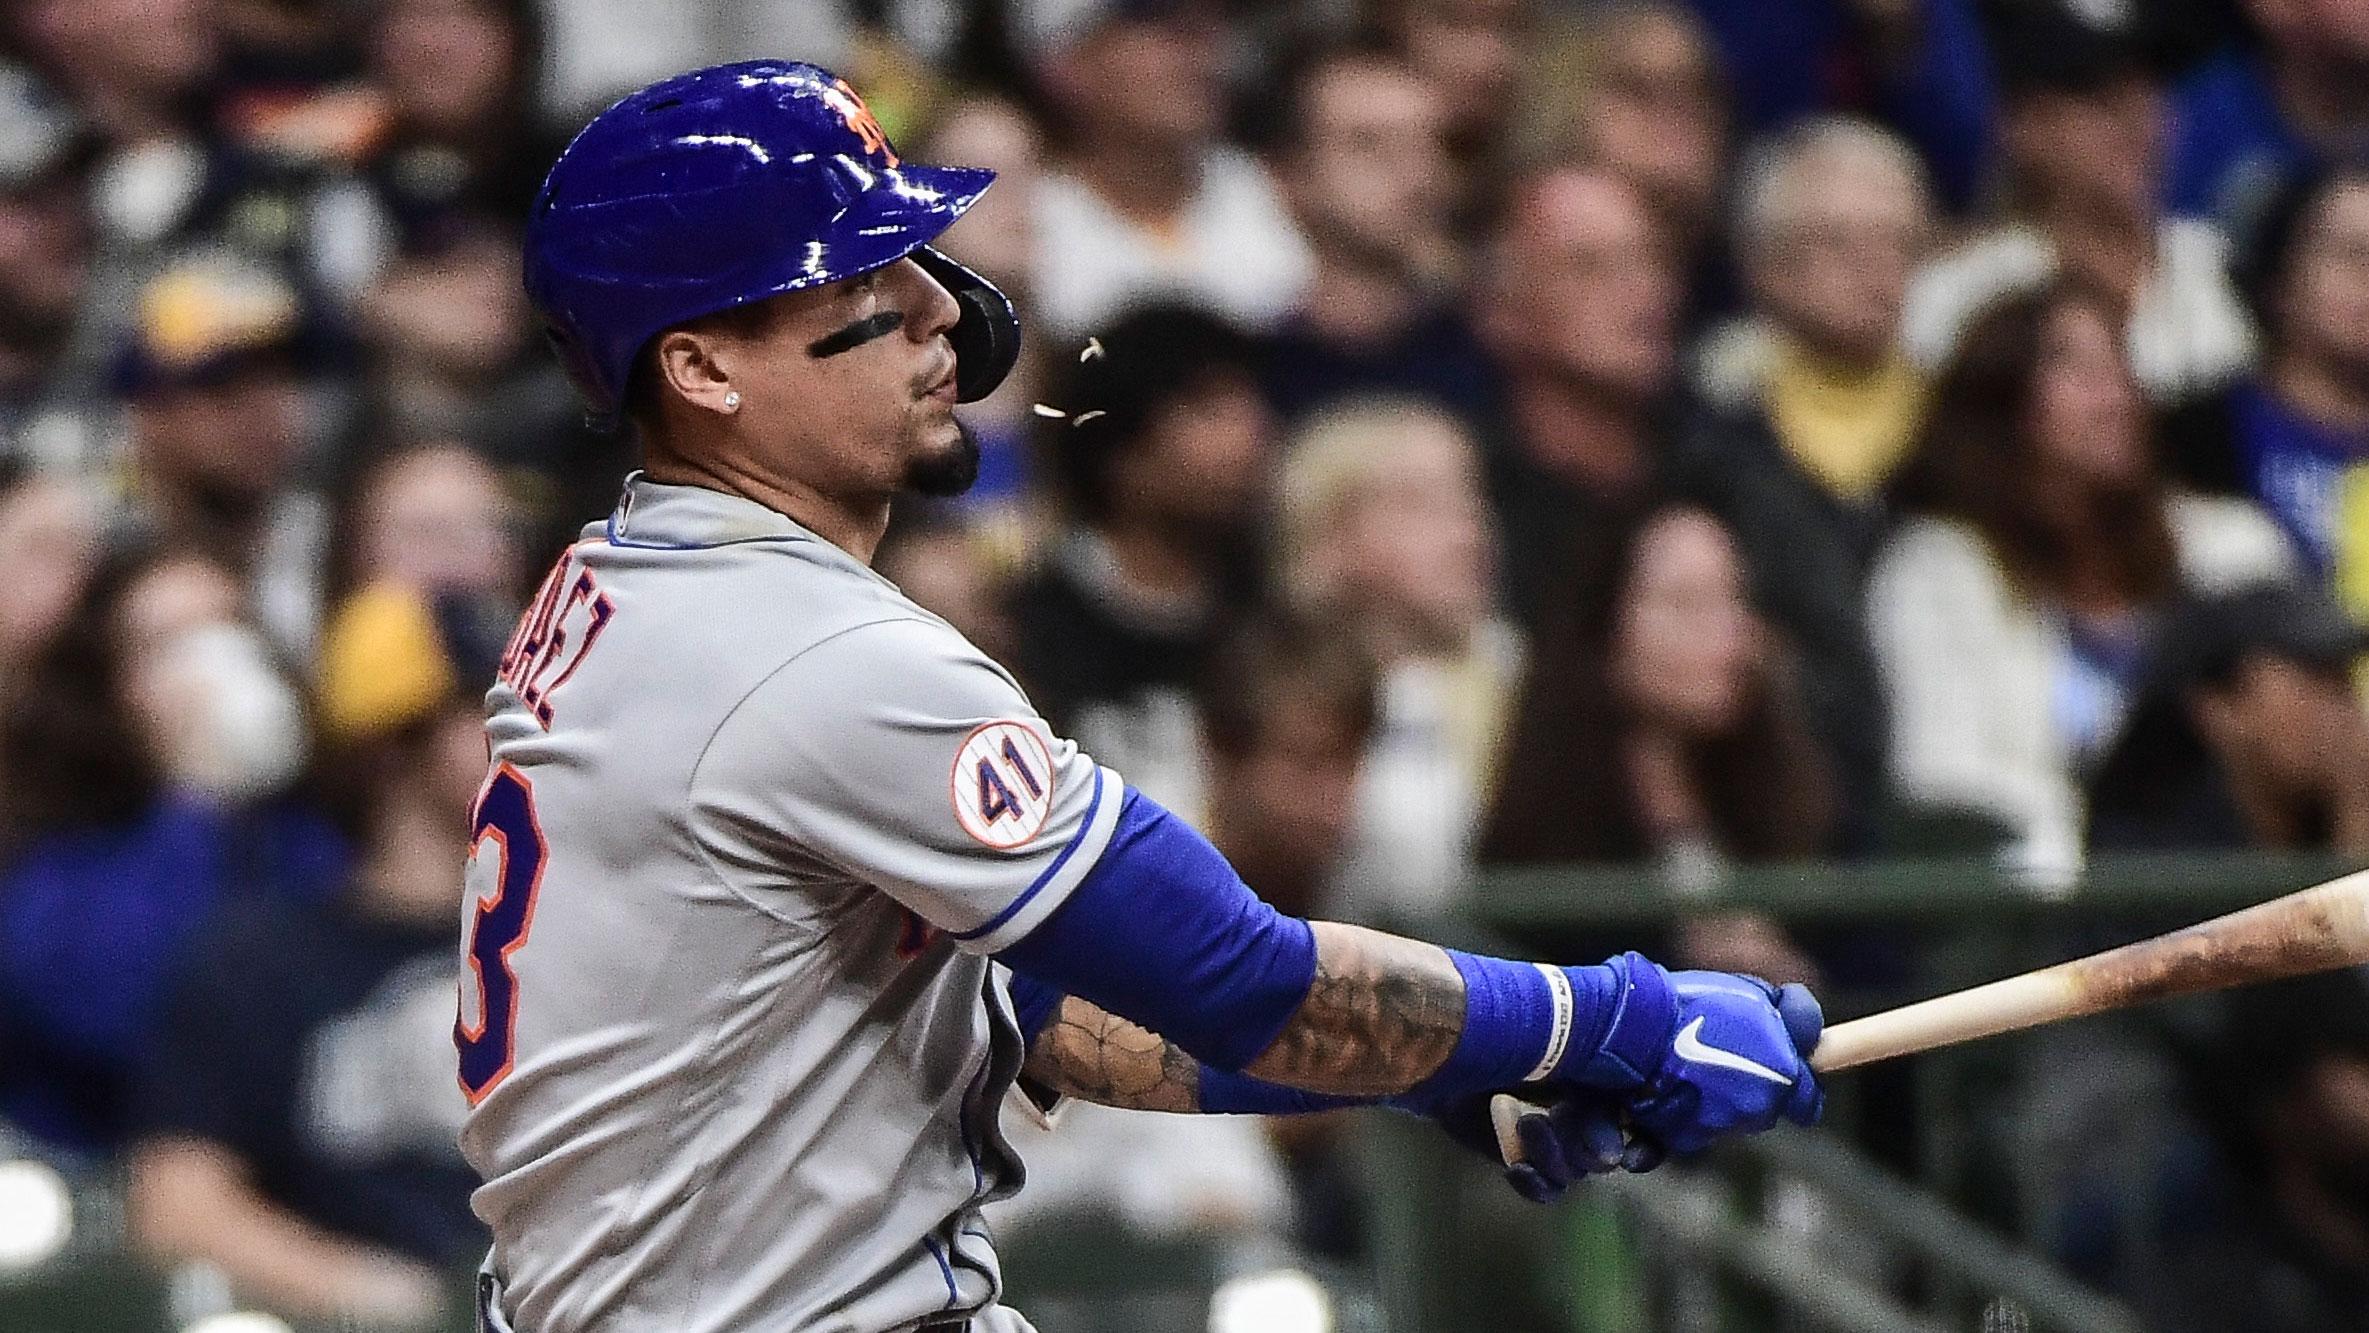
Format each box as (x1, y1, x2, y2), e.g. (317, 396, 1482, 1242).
(1272, 398, 1518, 924)
(0, 546, 341, 1153)
(113, 251, 338, 657)
(1480, 501, 1830, 982)
(8, 0, 221, 252)
(2146, 969, 2369, 1331)
(1473, 166, 1680, 628)
(1022, 0, 1311, 339)
(1870, 283, 2293, 877)
(1367, 0, 1530, 203)
(190, 0, 555, 325)
(1006, 306, 1275, 815)
(126, 581, 501, 1325)
(357, 0, 553, 238)
(2167, 165, 2369, 616)
(1198, 613, 1379, 920)
(923, 96, 1041, 303)
(2088, 584, 2369, 855)
(1672, 116, 1936, 845)
(1903, 8, 2256, 407)
(5, 0, 215, 187)
(353, 220, 595, 499)
(0, 462, 101, 822)
(1482, 502, 1837, 871)
(325, 439, 525, 612)
(1259, 44, 1492, 425)
(1556, 3, 1732, 309)
(0, 67, 106, 467)
(2165, 0, 2369, 227)
(1681, 0, 1995, 213)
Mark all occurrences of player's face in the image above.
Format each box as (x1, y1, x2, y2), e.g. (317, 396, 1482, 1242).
(728, 257, 973, 501)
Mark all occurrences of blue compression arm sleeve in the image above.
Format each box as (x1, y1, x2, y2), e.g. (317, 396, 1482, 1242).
(998, 788, 1317, 1072)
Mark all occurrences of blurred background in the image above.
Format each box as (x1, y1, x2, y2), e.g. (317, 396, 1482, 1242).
(0, 0, 2366, 1328)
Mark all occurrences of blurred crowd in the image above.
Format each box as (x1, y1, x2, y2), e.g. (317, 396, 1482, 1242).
(2, 0, 2369, 1327)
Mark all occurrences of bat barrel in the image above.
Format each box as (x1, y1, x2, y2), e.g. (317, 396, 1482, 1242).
(1812, 869, 2369, 1072)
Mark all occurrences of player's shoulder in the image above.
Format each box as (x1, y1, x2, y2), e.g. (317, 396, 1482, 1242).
(771, 610, 1021, 707)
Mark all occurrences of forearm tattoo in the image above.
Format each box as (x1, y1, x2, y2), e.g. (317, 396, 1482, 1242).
(1243, 923, 1466, 1097)
(1023, 997, 1201, 1113)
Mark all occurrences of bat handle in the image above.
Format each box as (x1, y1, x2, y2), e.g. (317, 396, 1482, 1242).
(1489, 1091, 1538, 1166)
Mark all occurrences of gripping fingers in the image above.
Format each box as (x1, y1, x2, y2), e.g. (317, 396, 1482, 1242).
(1775, 982, 1824, 1125)
(1776, 982, 1824, 1056)
(1490, 1092, 1659, 1186)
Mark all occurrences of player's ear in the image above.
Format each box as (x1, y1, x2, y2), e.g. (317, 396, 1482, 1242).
(653, 329, 740, 417)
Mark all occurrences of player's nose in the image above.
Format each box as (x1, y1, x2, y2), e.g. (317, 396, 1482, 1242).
(899, 257, 963, 344)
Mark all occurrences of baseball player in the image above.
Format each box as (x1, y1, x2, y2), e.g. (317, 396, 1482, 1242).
(461, 60, 1823, 1333)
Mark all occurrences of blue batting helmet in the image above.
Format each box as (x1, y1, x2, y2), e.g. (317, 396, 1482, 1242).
(523, 60, 1020, 417)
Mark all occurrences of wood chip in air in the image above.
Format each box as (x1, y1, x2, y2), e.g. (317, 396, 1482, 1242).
(1080, 338, 1105, 362)
(1031, 403, 1067, 419)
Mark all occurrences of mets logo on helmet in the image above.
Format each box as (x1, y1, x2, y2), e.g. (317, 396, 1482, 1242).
(820, 78, 899, 166)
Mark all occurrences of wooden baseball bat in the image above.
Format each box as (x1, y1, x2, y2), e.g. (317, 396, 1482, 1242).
(1494, 868, 2369, 1165)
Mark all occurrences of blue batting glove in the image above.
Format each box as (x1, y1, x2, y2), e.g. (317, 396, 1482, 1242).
(1623, 971, 1823, 1159)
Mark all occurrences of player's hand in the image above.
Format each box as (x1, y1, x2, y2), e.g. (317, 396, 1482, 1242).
(1427, 1090, 1654, 1202)
(1621, 971, 1822, 1159)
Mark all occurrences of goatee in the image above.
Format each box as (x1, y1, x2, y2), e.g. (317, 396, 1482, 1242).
(902, 419, 981, 498)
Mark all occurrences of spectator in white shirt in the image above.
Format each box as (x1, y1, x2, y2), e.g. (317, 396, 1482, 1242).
(1017, 0, 1311, 340)
(1871, 282, 2293, 880)
(1272, 397, 1519, 926)
(1901, 8, 2255, 408)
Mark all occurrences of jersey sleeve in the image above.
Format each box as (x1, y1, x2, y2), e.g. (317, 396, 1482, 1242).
(693, 615, 1124, 952)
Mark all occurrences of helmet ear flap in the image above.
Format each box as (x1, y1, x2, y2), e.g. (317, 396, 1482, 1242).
(913, 246, 1021, 403)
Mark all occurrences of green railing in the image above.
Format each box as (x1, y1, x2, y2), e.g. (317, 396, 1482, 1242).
(1472, 850, 2356, 928)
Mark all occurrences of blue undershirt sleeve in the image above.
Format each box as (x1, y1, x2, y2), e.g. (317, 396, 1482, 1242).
(997, 787, 1317, 1073)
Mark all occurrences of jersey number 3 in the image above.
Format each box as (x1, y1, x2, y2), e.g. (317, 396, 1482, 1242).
(457, 763, 546, 1104)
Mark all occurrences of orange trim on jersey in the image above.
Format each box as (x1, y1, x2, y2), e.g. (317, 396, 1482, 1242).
(457, 761, 550, 1106)
(534, 585, 615, 726)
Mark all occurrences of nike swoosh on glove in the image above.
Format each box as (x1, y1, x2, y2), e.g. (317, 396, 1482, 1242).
(1623, 971, 1822, 1159)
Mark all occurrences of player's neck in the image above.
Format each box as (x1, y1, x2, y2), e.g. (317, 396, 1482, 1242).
(641, 451, 891, 565)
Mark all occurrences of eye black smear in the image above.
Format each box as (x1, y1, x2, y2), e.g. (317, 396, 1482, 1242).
(807, 311, 905, 358)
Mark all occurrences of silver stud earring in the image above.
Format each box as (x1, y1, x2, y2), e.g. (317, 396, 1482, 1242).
(723, 391, 741, 411)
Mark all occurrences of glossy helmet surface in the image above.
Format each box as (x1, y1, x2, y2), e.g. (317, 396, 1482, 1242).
(523, 60, 1018, 416)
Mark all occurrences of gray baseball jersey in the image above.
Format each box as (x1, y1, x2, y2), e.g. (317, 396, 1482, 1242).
(457, 476, 1120, 1332)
